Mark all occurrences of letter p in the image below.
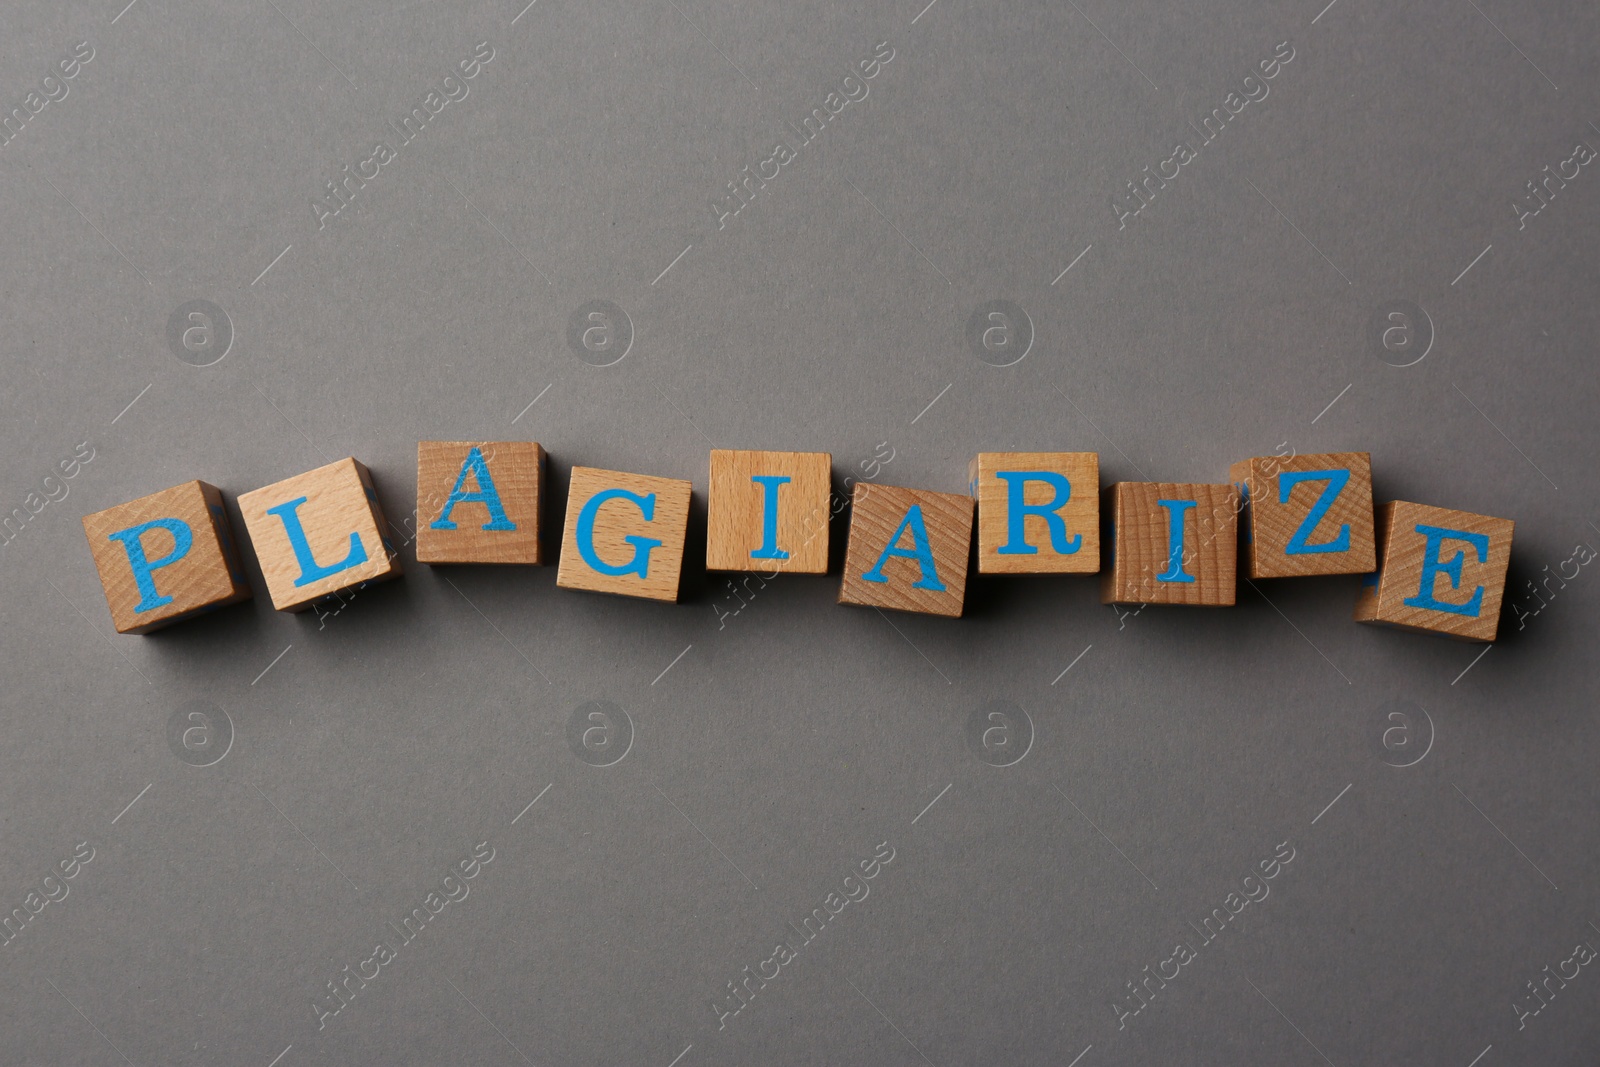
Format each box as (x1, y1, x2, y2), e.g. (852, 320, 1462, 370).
(107, 518, 194, 612)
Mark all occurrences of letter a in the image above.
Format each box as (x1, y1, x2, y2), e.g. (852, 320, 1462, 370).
(861, 504, 945, 590)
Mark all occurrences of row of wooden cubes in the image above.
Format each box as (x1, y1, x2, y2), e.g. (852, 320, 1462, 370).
(83, 446, 1515, 642)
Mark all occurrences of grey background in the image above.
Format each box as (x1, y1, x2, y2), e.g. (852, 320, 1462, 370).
(2, 0, 1597, 1063)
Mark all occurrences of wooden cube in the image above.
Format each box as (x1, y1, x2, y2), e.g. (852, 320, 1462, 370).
(556, 466, 692, 601)
(82, 480, 251, 633)
(416, 441, 545, 565)
(838, 482, 973, 617)
(237, 458, 402, 612)
(970, 451, 1099, 574)
(1101, 482, 1238, 606)
(1229, 451, 1376, 579)
(706, 449, 831, 573)
(1353, 500, 1514, 642)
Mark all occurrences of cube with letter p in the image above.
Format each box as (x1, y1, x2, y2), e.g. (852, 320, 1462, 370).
(83, 480, 251, 633)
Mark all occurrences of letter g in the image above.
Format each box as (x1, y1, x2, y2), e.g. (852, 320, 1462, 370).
(576, 489, 662, 579)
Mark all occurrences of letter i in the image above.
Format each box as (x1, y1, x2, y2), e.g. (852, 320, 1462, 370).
(750, 475, 791, 560)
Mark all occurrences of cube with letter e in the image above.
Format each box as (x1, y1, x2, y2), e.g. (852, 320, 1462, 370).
(1229, 451, 1376, 578)
(1354, 500, 1513, 642)
(83, 480, 251, 633)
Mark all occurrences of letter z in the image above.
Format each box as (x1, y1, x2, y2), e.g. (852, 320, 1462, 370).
(1280, 469, 1351, 555)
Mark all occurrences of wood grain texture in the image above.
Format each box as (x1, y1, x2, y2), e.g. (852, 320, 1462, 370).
(416, 441, 545, 565)
(237, 458, 402, 612)
(1101, 482, 1238, 606)
(556, 466, 692, 601)
(706, 449, 831, 573)
(838, 482, 973, 617)
(1229, 451, 1376, 579)
(82, 480, 251, 634)
(1353, 500, 1514, 641)
(970, 451, 1099, 574)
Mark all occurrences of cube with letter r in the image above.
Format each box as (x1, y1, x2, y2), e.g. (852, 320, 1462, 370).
(1353, 500, 1514, 642)
(82, 480, 251, 633)
(970, 451, 1099, 575)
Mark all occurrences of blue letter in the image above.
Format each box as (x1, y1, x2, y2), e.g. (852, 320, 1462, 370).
(994, 471, 1081, 556)
(1279, 469, 1351, 555)
(430, 447, 515, 531)
(1156, 499, 1196, 583)
(750, 475, 791, 560)
(106, 518, 193, 613)
(264, 496, 369, 588)
(860, 504, 945, 591)
(1403, 523, 1489, 616)
(576, 488, 661, 578)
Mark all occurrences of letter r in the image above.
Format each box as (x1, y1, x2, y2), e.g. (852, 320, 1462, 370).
(994, 470, 1081, 555)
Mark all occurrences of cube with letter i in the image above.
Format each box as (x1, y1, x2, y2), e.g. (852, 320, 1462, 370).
(838, 482, 974, 617)
(970, 452, 1099, 574)
(1229, 451, 1376, 578)
(1101, 482, 1238, 606)
(82, 480, 252, 633)
(706, 449, 831, 574)
(237, 458, 402, 612)
(416, 441, 545, 565)
(1353, 501, 1513, 642)
(556, 466, 692, 601)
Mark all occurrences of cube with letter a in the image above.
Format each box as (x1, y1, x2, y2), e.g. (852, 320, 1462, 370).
(970, 451, 1099, 574)
(1101, 482, 1238, 606)
(838, 482, 973, 617)
(1353, 500, 1513, 642)
(1229, 451, 1376, 578)
(706, 449, 831, 574)
(556, 466, 692, 601)
(416, 441, 545, 565)
(237, 458, 402, 612)
(83, 480, 251, 633)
